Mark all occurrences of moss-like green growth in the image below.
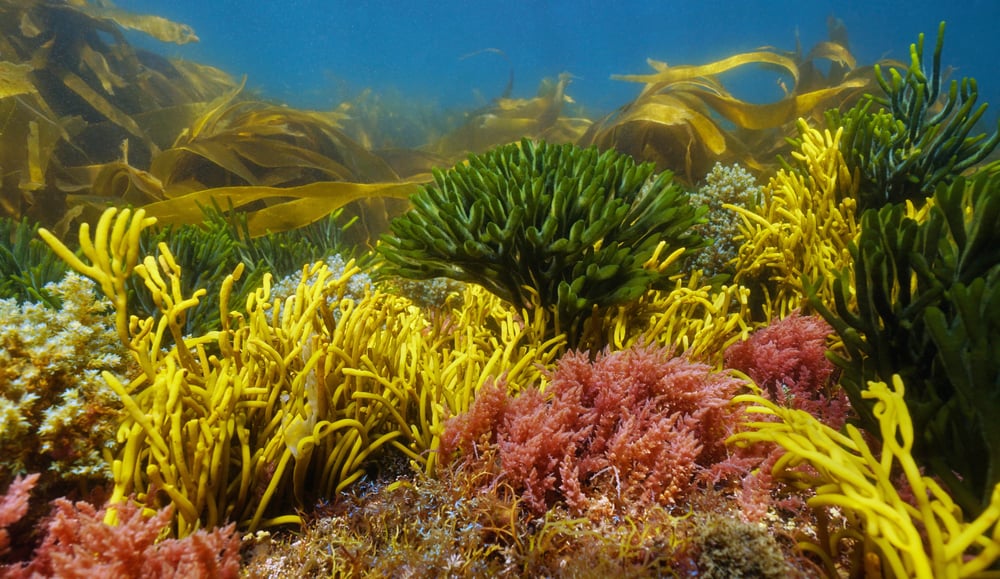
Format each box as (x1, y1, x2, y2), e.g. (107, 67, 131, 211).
(0, 217, 68, 308)
(377, 138, 706, 344)
(810, 172, 1000, 516)
(831, 22, 1000, 210)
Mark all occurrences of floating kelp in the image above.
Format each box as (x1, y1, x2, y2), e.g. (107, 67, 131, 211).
(132, 87, 423, 238)
(0, 0, 434, 245)
(430, 73, 593, 158)
(0, 0, 237, 233)
(579, 26, 883, 185)
(67, 0, 200, 45)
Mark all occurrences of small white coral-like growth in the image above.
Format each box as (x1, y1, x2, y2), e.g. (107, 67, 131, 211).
(270, 254, 372, 311)
(688, 162, 762, 277)
(0, 272, 131, 487)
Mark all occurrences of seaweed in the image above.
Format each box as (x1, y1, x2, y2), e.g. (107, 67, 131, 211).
(430, 73, 592, 157)
(377, 138, 705, 346)
(0, 0, 236, 232)
(579, 24, 880, 185)
(0, 216, 67, 307)
(831, 22, 1000, 210)
(0, 0, 422, 245)
(130, 202, 356, 338)
(810, 172, 1000, 516)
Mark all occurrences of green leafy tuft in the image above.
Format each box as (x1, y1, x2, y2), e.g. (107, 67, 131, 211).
(377, 138, 706, 345)
(0, 217, 69, 308)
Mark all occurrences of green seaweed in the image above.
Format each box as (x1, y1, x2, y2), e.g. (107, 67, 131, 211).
(376, 138, 706, 346)
(830, 22, 1000, 210)
(0, 216, 68, 307)
(810, 172, 1000, 516)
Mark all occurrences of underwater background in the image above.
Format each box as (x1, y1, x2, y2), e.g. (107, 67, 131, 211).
(117, 0, 999, 119)
(3, 0, 1000, 576)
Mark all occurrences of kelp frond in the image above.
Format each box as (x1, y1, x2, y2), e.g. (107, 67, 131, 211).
(430, 73, 592, 158)
(580, 26, 882, 184)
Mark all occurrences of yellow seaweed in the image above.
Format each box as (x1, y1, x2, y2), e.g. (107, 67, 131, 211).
(729, 376, 1000, 578)
(588, 269, 756, 367)
(142, 180, 423, 236)
(614, 51, 802, 90)
(729, 118, 860, 320)
(69, 0, 199, 44)
(581, 31, 878, 183)
(38, 206, 564, 536)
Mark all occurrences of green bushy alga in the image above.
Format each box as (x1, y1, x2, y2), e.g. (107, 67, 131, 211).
(378, 138, 706, 345)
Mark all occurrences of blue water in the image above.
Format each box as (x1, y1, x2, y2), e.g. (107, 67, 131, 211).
(119, 0, 1000, 122)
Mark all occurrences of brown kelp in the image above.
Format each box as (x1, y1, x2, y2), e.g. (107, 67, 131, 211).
(0, 0, 236, 232)
(579, 27, 880, 184)
(429, 73, 593, 158)
(133, 89, 421, 240)
(0, 0, 426, 245)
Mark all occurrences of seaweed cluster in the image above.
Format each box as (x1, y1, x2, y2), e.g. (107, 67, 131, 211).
(579, 19, 880, 184)
(812, 173, 1000, 517)
(3, 9, 1000, 578)
(0, 217, 68, 307)
(377, 138, 705, 346)
(0, 272, 128, 498)
(0, 0, 233, 230)
(832, 23, 1000, 210)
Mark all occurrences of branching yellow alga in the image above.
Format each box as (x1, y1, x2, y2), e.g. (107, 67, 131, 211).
(729, 118, 860, 320)
(39, 207, 563, 537)
(728, 375, 1000, 578)
(590, 270, 754, 367)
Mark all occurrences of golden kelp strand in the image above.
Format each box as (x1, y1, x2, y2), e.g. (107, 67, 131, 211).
(582, 29, 876, 183)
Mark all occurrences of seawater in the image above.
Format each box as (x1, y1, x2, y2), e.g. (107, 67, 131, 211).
(118, 0, 1000, 122)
